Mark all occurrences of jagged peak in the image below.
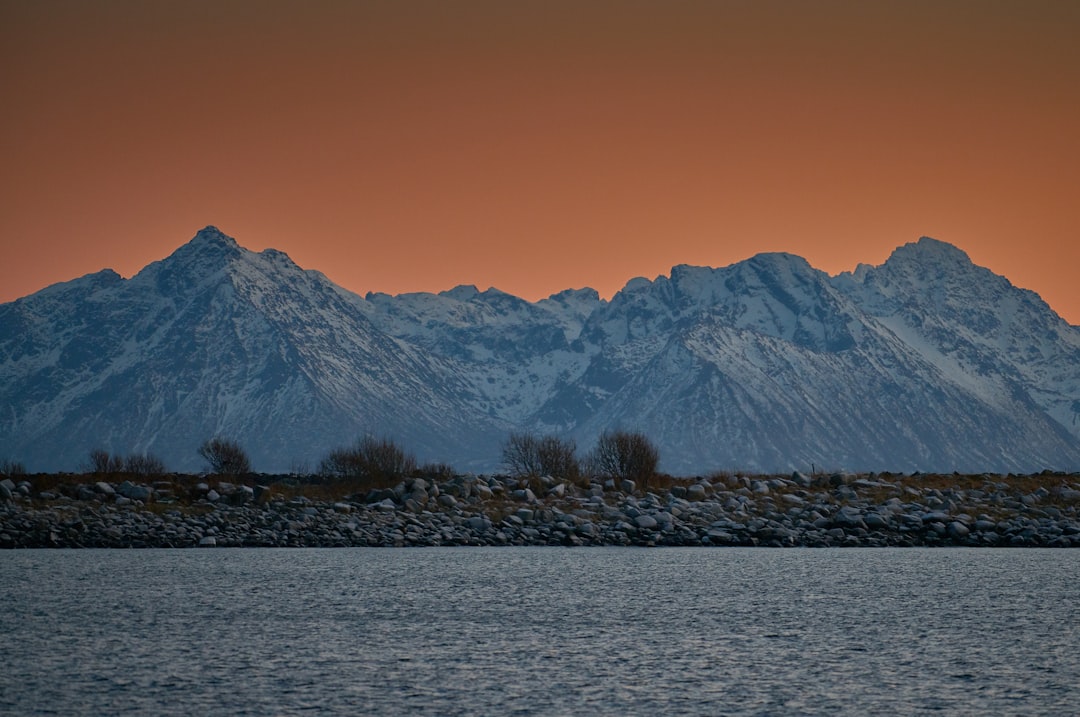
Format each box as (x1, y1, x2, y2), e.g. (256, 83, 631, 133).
(888, 236, 973, 267)
(742, 251, 817, 274)
(167, 226, 243, 264)
(440, 284, 481, 301)
(190, 225, 237, 246)
(622, 276, 655, 293)
(544, 287, 601, 303)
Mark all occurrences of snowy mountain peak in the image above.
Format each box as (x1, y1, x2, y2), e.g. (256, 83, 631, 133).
(889, 236, 973, 269)
(440, 284, 481, 301)
(191, 225, 236, 246)
(2, 227, 1078, 474)
(168, 226, 242, 264)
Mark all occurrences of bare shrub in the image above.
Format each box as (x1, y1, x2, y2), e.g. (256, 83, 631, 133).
(503, 433, 580, 484)
(198, 437, 251, 475)
(419, 462, 455, 482)
(0, 459, 26, 476)
(587, 430, 659, 490)
(503, 433, 543, 477)
(89, 449, 125, 474)
(123, 453, 167, 477)
(318, 436, 416, 487)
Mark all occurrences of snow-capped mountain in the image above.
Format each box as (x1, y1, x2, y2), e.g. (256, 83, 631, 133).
(2, 227, 1078, 474)
(0, 228, 506, 472)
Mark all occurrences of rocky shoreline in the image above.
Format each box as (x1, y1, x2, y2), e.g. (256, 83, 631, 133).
(2, 471, 1079, 549)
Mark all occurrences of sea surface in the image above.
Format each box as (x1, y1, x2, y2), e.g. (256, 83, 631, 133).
(1, 548, 1077, 716)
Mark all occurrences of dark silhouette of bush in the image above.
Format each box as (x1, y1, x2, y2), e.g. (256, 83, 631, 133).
(587, 430, 659, 490)
(87, 449, 165, 476)
(88, 449, 125, 474)
(0, 459, 26, 477)
(198, 437, 251, 475)
(123, 453, 167, 477)
(503, 432, 580, 483)
(318, 436, 416, 488)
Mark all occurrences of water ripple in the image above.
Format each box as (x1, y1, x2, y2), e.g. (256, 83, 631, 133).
(1, 548, 1077, 715)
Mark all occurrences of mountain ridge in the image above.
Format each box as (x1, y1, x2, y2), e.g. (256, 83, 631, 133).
(2, 226, 1078, 474)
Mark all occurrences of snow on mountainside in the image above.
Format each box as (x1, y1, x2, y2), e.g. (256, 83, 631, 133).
(0, 227, 503, 472)
(833, 237, 1080, 437)
(549, 248, 1080, 473)
(1, 227, 1078, 474)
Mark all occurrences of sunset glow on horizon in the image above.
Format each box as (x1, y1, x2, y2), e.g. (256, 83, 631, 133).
(2, 1, 1078, 322)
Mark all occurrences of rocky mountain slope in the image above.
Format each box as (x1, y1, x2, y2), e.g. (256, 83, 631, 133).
(2, 227, 1078, 474)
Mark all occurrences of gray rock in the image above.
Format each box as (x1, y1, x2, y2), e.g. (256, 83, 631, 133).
(0, 482, 11, 501)
(634, 514, 658, 529)
(95, 481, 115, 496)
(620, 479, 636, 494)
(198, 536, 217, 547)
(947, 521, 970, 539)
(864, 513, 889, 530)
(206, 489, 221, 502)
(687, 484, 708, 501)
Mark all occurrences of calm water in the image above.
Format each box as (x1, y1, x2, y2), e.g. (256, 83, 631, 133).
(1, 548, 1077, 716)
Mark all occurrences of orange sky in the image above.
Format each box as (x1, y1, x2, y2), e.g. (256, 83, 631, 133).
(2, 0, 1079, 323)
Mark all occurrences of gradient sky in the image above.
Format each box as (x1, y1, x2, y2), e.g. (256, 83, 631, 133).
(2, 0, 1079, 323)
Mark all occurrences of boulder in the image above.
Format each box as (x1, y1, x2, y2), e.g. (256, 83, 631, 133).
(95, 481, 115, 496)
(687, 484, 708, 501)
(511, 488, 536, 502)
(947, 521, 970, 539)
(864, 513, 889, 530)
(198, 536, 217, 547)
(634, 514, 658, 529)
(466, 516, 489, 531)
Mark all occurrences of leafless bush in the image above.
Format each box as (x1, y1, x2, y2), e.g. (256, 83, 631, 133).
(123, 453, 167, 477)
(318, 436, 416, 486)
(587, 430, 659, 490)
(0, 459, 26, 477)
(419, 462, 456, 481)
(88, 449, 125, 474)
(198, 437, 252, 475)
(87, 449, 165, 476)
(503, 433, 580, 483)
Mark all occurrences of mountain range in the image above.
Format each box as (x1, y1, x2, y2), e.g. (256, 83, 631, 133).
(2, 226, 1078, 474)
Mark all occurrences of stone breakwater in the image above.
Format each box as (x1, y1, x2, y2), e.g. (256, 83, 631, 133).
(2, 472, 1079, 549)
